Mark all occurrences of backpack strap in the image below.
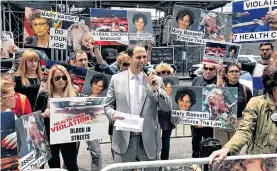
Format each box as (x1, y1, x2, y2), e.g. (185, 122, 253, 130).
(242, 84, 247, 107)
(19, 93, 26, 114)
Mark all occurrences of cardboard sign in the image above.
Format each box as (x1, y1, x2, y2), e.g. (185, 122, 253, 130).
(233, 1, 277, 43)
(49, 97, 108, 144)
(171, 86, 238, 130)
(150, 47, 174, 65)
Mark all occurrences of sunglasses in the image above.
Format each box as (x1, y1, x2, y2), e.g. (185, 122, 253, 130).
(54, 75, 67, 81)
(158, 71, 171, 75)
(204, 67, 215, 71)
(122, 63, 130, 67)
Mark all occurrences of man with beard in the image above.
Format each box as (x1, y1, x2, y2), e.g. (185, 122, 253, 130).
(253, 43, 273, 77)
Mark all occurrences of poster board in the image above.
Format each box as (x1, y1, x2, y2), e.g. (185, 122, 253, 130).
(150, 47, 174, 65)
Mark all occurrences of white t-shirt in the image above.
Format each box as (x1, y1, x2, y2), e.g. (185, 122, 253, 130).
(253, 63, 268, 77)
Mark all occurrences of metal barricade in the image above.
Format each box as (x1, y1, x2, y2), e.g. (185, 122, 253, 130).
(101, 154, 277, 171)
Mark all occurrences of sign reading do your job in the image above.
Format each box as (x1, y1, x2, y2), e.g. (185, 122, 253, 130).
(233, 0, 277, 43)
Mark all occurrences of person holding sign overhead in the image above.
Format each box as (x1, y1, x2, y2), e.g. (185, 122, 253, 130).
(25, 11, 51, 48)
(105, 44, 170, 170)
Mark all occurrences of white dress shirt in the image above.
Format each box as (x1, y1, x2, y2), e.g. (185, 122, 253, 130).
(128, 69, 143, 116)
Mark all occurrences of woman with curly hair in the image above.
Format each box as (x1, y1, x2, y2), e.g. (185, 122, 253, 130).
(175, 87, 196, 111)
(90, 74, 109, 97)
(34, 64, 78, 171)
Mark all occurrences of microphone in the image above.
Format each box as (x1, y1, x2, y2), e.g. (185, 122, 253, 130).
(24, 37, 33, 45)
(143, 66, 156, 86)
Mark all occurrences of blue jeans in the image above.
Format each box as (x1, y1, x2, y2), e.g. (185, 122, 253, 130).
(160, 129, 172, 160)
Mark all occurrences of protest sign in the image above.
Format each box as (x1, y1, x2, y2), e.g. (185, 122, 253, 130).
(203, 40, 241, 65)
(128, 11, 153, 45)
(24, 7, 93, 51)
(171, 5, 230, 43)
(210, 155, 277, 171)
(1, 31, 14, 58)
(90, 8, 128, 45)
(233, 0, 277, 43)
(1, 111, 19, 171)
(82, 70, 111, 97)
(40, 59, 87, 93)
(162, 77, 179, 97)
(150, 47, 174, 65)
(171, 86, 238, 130)
(15, 112, 51, 170)
(49, 97, 108, 144)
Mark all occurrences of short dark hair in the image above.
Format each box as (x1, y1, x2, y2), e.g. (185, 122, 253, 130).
(90, 74, 109, 92)
(126, 43, 145, 57)
(163, 77, 175, 87)
(225, 63, 241, 74)
(175, 87, 196, 107)
(262, 63, 277, 95)
(260, 43, 273, 50)
(176, 9, 195, 26)
(228, 46, 237, 54)
(132, 13, 148, 26)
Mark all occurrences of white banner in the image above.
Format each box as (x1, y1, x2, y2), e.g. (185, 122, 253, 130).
(176, 35, 207, 44)
(233, 31, 277, 42)
(244, 0, 277, 10)
(40, 10, 79, 22)
(171, 28, 203, 38)
(128, 33, 153, 40)
(92, 31, 129, 41)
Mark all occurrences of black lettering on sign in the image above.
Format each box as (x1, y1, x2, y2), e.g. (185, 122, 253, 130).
(150, 47, 174, 65)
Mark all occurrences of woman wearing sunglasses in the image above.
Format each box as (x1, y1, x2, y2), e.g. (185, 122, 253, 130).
(116, 52, 130, 72)
(214, 63, 252, 146)
(34, 65, 79, 171)
(156, 63, 173, 76)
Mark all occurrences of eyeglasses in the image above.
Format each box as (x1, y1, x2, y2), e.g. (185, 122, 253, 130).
(122, 63, 130, 67)
(158, 71, 171, 75)
(204, 67, 215, 71)
(32, 22, 47, 27)
(54, 76, 67, 81)
(260, 48, 272, 51)
(228, 70, 240, 74)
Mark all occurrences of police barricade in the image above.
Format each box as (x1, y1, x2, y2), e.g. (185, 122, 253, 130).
(101, 153, 277, 171)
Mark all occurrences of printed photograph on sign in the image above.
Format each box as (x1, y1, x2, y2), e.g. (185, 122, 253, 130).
(1, 111, 19, 171)
(24, 7, 62, 48)
(233, 1, 277, 43)
(162, 77, 179, 97)
(199, 10, 229, 41)
(203, 41, 241, 65)
(90, 8, 128, 45)
(171, 86, 238, 129)
(15, 112, 51, 170)
(210, 156, 277, 171)
(171, 86, 203, 125)
(49, 97, 108, 144)
(40, 59, 87, 93)
(63, 16, 94, 52)
(1, 31, 14, 58)
(128, 11, 153, 44)
(171, 5, 202, 33)
(82, 70, 111, 97)
(150, 47, 174, 65)
(202, 87, 238, 129)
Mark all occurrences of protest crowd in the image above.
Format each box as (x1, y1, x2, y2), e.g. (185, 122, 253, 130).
(3, 1, 277, 171)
